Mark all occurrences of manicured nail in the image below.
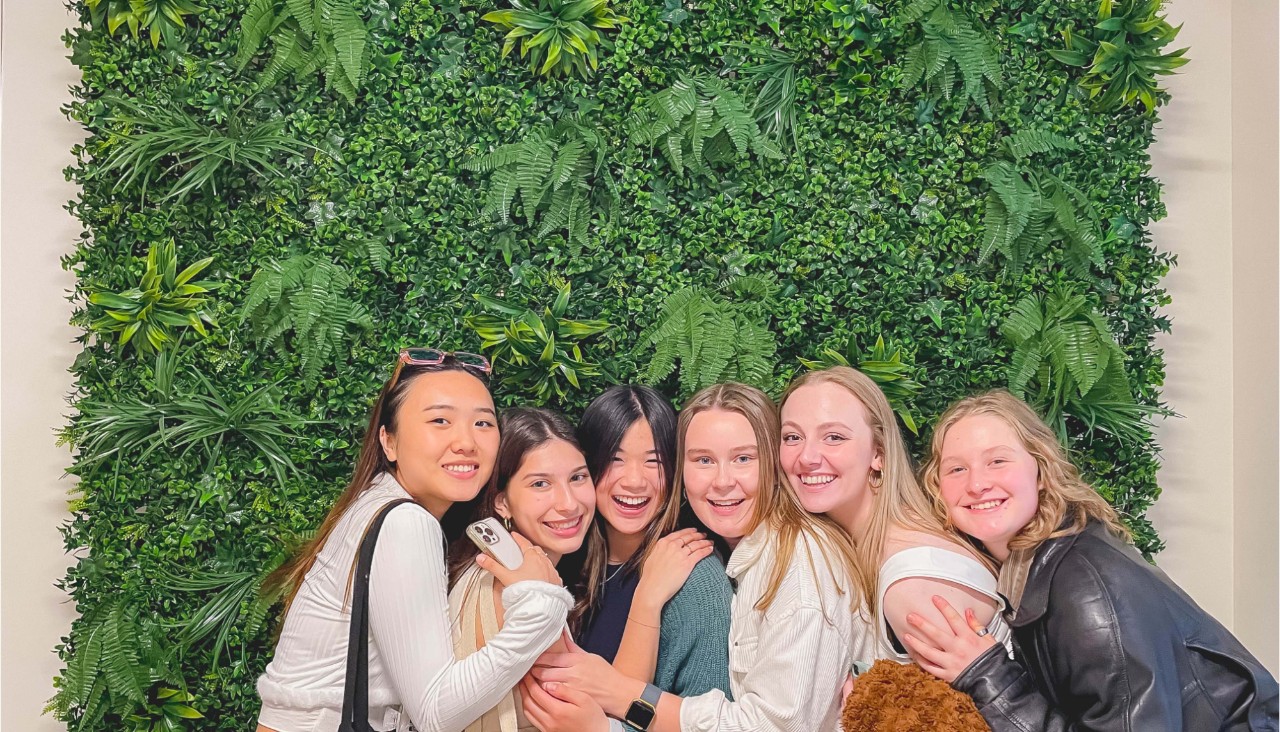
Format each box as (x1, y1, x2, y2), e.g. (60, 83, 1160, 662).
(907, 613, 921, 626)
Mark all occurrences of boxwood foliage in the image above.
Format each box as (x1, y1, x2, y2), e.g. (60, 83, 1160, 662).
(56, 0, 1174, 727)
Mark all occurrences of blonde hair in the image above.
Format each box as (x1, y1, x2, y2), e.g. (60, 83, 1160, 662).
(781, 366, 960, 617)
(919, 390, 1130, 556)
(675, 383, 860, 613)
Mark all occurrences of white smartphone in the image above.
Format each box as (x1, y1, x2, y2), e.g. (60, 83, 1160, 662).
(466, 517, 525, 570)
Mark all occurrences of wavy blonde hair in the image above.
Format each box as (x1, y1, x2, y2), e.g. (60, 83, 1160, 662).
(781, 366, 961, 617)
(674, 383, 860, 613)
(920, 390, 1130, 557)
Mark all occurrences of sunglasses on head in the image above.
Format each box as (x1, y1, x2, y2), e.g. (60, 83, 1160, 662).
(397, 347, 492, 374)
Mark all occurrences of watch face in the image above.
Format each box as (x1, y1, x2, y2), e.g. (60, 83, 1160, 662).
(625, 700, 656, 730)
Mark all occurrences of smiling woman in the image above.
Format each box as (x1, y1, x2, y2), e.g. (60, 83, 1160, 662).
(446, 407, 600, 732)
(254, 352, 572, 732)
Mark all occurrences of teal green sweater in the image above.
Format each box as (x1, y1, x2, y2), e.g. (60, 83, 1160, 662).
(652, 555, 734, 702)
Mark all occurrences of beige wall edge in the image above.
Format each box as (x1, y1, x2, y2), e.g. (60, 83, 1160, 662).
(1, 2, 84, 731)
(1228, 0, 1279, 674)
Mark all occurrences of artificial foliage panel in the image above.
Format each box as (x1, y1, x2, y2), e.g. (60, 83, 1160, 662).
(55, 0, 1178, 727)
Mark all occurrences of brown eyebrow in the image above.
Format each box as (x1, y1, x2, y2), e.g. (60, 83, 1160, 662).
(423, 404, 496, 417)
(522, 465, 590, 480)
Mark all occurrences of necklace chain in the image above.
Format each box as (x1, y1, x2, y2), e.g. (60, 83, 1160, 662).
(603, 562, 626, 584)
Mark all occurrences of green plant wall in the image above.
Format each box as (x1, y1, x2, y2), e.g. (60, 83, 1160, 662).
(55, 0, 1180, 727)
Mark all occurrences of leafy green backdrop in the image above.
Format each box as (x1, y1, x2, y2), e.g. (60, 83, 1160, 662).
(55, 0, 1179, 728)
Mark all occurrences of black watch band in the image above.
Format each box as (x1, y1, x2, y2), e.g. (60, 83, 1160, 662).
(623, 683, 662, 731)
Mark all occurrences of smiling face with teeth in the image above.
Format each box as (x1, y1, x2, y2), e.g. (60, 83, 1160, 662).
(378, 370, 500, 518)
(779, 381, 884, 535)
(593, 419, 667, 550)
(681, 409, 761, 546)
(495, 438, 596, 563)
(936, 414, 1041, 561)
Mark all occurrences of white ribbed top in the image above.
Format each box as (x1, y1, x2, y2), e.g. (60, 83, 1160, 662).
(875, 545, 1013, 662)
(256, 472, 573, 732)
(679, 524, 876, 732)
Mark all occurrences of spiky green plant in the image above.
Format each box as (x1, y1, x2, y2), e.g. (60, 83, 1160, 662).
(639, 275, 779, 398)
(62, 349, 311, 486)
(628, 75, 783, 176)
(463, 118, 616, 248)
(1001, 287, 1167, 444)
(87, 239, 216, 355)
(465, 281, 612, 403)
(86, 0, 203, 48)
(799, 334, 925, 434)
(240, 255, 375, 385)
(979, 129, 1102, 279)
(98, 99, 315, 203)
(739, 47, 803, 152)
(158, 540, 298, 669)
(898, 0, 1001, 116)
(483, 0, 629, 79)
(235, 0, 372, 102)
(1048, 0, 1189, 112)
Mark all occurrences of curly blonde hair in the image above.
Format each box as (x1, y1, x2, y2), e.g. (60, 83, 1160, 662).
(919, 390, 1129, 556)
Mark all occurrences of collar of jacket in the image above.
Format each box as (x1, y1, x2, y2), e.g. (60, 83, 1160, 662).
(1009, 521, 1095, 628)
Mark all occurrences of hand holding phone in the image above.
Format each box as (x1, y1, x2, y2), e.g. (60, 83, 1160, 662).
(467, 517, 525, 570)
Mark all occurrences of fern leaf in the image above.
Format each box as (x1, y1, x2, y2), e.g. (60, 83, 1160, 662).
(1003, 128, 1079, 159)
(236, 0, 282, 70)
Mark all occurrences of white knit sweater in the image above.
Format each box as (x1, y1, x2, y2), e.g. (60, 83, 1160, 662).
(257, 473, 573, 732)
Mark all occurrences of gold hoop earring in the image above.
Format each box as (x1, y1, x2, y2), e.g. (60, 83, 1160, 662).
(502, 516, 513, 532)
(869, 469, 884, 492)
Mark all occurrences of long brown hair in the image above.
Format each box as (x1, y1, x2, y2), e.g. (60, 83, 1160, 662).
(781, 366, 965, 617)
(572, 385, 680, 631)
(265, 357, 492, 618)
(446, 407, 605, 630)
(919, 390, 1130, 559)
(677, 383, 860, 613)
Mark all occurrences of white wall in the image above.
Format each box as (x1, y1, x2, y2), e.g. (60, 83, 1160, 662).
(1, 2, 86, 731)
(1148, 0, 1279, 674)
(0, 1, 1275, 729)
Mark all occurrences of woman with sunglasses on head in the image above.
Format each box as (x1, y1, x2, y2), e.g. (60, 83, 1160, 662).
(778, 367, 1010, 669)
(522, 383, 865, 732)
(571, 385, 732, 707)
(256, 349, 572, 732)
(910, 390, 1277, 732)
(446, 407, 601, 732)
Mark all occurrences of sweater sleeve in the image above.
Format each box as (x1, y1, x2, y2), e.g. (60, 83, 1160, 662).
(367, 506, 573, 732)
(657, 556, 733, 699)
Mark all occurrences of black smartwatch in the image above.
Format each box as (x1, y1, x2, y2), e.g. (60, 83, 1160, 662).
(623, 683, 662, 731)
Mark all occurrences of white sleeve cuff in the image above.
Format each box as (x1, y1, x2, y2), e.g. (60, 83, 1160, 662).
(678, 689, 728, 732)
(500, 580, 575, 611)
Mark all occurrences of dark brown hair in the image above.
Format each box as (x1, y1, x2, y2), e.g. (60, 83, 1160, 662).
(446, 407, 604, 608)
(571, 385, 680, 631)
(265, 357, 491, 617)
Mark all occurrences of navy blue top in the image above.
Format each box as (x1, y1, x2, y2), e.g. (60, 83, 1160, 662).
(576, 563, 639, 663)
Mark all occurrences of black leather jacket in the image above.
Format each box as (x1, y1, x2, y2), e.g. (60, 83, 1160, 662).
(953, 521, 1278, 731)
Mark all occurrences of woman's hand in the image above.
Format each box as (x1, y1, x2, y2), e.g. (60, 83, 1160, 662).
(520, 676, 610, 732)
(532, 631, 641, 718)
(635, 528, 714, 610)
(475, 532, 563, 587)
(900, 595, 999, 683)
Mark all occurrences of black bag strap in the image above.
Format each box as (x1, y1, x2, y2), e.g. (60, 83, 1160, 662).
(340, 498, 416, 732)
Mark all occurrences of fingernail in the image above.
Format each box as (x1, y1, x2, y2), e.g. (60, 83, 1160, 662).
(907, 613, 920, 625)
(932, 595, 945, 605)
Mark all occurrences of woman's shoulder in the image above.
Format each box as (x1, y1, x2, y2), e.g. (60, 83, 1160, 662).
(676, 555, 732, 597)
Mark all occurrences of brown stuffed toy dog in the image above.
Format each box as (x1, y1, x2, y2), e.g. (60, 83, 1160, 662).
(841, 660, 991, 732)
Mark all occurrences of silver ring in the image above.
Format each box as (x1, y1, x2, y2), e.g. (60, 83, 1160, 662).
(975, 627, 990, 638)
